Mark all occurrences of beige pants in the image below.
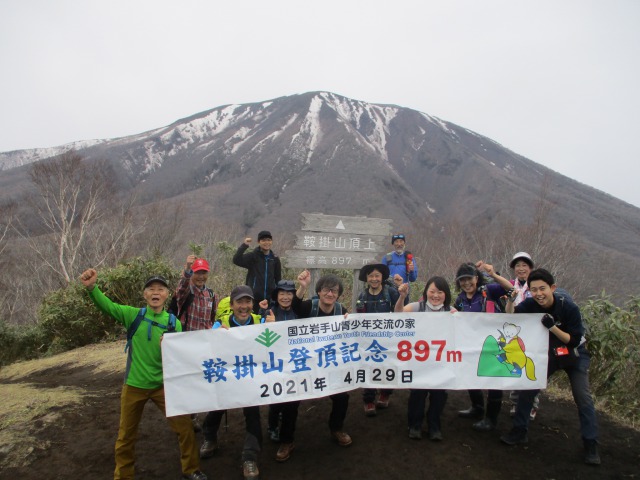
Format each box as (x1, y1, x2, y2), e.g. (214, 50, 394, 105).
(114, 384, 199, 479)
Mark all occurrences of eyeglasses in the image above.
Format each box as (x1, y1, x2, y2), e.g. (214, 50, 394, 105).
(392, 234, 405, 241)
(320, 287, 340, 295)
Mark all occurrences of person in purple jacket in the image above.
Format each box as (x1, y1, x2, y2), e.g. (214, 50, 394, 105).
(454, 262, 508, 432)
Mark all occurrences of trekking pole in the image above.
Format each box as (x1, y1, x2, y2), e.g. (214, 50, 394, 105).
(224, 410, 229, 432)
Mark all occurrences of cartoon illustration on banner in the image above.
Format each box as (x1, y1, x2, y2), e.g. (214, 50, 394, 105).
(477, 322, 537, 380)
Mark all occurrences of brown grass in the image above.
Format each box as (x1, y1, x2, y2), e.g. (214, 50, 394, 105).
(0, 342, 125, 468)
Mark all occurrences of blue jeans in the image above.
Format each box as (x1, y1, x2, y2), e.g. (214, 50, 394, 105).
(513, 349, 598, 441)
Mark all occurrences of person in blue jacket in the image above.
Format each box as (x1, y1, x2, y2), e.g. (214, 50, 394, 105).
(381, 233, 418, 286)
(381, 233, 418, 293)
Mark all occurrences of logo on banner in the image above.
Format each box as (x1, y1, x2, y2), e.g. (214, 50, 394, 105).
(255, 328, 281, 347)
(477, 322, 537, 381)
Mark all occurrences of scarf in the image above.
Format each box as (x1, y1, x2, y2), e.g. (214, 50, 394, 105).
(511, 279, 530, 306)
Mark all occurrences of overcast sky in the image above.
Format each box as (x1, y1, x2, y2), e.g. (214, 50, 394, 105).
(1, 0, 639, 207)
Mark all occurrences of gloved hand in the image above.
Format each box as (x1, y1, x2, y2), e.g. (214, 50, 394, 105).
(541, 314, 555, 329)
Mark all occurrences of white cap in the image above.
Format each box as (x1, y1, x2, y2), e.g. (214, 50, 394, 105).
(509, 252, 534, 269)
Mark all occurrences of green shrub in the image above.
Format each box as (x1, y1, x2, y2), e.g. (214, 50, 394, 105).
(38, 256, 178, 354)
(581, 292, 640, 426)
(0, 319, 48, 366)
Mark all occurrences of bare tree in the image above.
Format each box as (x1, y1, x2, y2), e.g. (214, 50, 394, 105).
(133, 200, 184, 259)
(0, 201, 14, 257)
(15, 150, 136, 284)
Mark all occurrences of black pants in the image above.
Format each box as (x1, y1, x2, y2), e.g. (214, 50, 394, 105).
(328, 393, 349, 431)
(202, 407, 262, 461)
(408, 389, 447, 431)
(467, 389, 503, 421)
(274, 401, 301, 443)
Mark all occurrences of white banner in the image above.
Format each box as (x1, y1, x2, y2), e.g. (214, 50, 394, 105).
(162, 312, 548, 417)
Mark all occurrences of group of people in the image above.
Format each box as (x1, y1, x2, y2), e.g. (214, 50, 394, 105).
(79, 230, 601, 480)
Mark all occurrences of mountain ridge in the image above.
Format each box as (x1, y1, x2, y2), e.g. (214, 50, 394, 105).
(1, 91, 639, 269)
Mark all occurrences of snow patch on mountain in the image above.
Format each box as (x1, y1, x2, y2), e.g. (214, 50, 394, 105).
(141, 141, 165, 174)
(0, 139, 107, 170)
(321, 92, 397, 161)
(421, 112, 459, 140)
(253, 113, 299, 156)
(287, 96, 322, 164)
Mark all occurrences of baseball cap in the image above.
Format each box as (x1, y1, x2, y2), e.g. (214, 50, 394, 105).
(144, 275, 169, 289)
(455, 264, 478, 282)
(258, 230, 272, 241)
(271, 280, 296, 300)
(230, 285, 254, 302)
(192, 258, 210, 272)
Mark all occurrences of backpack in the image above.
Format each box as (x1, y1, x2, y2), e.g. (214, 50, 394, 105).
(455, 286, 501, 313)
(310, 297, 343, 317)
(124, 307, 177, 353)
(554, 287, 574, 304)
(168, 287, 216, 325)
(123, 307, 176, 383)
(215, 296, 231, 321)
(385, 250, 411, 267)
(357, 285, 393, 313)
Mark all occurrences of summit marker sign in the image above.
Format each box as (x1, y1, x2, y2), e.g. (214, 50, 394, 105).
(283, 213, 394, 311)
(283, 213, 392, 270)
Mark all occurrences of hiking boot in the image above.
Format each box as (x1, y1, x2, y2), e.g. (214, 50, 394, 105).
(472, 418, 497, 432)
(428, 430, 443, 441)
(242, 460, 259, 479)
(500, 427, 528, 446)
(529, 407, 538, 421)
(268, 427, 280, 442)
(408, 427, 422, 440)
(458, 405, 484, 419)
(331, 430, 353, 447)
(364, 402, 377, 417)
(376, 392, 390, 408)
(183, 471, 208, 480)
(584, 439, 601, 465)
(276, 442, 295, 462)
(199, 440, 218, 459)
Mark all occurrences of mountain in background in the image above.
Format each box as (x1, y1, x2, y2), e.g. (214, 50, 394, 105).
(2, 91, 639, 274)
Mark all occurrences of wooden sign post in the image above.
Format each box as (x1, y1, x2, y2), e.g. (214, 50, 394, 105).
(283, 213, 393, 311)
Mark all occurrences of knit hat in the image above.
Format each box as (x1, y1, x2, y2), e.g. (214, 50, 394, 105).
(391, 233, 406, 244)
(258, 231, 272, 241)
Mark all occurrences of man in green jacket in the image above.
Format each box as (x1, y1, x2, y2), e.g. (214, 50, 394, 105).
(80, 268, 207, 480)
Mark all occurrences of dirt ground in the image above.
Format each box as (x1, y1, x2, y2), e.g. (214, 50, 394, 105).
(1, 342, 639, 480)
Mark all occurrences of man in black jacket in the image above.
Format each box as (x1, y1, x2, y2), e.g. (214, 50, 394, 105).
(233, 230, 282, 312)
(501, 268, 600, 466)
